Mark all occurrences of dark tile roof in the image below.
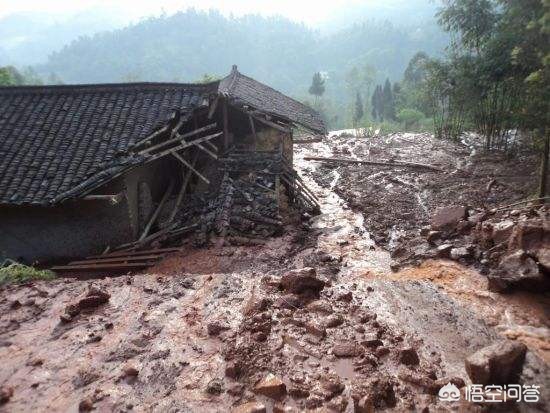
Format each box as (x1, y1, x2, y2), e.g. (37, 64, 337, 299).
(0, 82, 216, 205)
(219, 66, 326, 134)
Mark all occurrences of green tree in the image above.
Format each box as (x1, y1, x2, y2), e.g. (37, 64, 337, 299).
(382, 79, 396, 121)
(308, 72, 326, 103)
(353, 92, 364, 128)
(0, 66, 25, 86)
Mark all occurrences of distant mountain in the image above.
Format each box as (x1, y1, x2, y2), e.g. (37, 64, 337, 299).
(34, 9, 447, 96)
(0, 10, 126, 66)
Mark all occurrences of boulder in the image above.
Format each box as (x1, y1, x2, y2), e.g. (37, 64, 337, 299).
(431, 206, 467, 231)
(450, 246, 472, 261)
(465, 340, 527, 385)
(508, 223, 548, 252)
(535, 247, 550, 272)
(254, 374, 287, 399)
(280, 268, 325, 296)
(491, 220, 515, 244)
(489, 250, 548, 292)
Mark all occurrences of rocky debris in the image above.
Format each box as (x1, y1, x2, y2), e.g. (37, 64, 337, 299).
(488, 249, 548, 292)
(351, 376, 397, 410)
(232, 402, 267, 413)
(0, 386, 13, 405)
(207, 320, 230, 336)
(279, 267, 325, 296)
(60, 284, 110, 322)
(431, 206, 467, 231)
(253, 374, 287, 399)
(225, 361, 241, 379)
(465, 340, 527, 384)
(206, 378, 224, 395)
(399, 347, 420, 366)
(78, 398, 94, 412)
(332, 342, 361, 358)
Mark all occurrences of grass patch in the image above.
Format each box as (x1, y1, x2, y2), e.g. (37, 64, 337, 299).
(0, 263, 56, 285)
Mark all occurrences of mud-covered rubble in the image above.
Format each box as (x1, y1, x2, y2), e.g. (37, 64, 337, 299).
(391, 203, 549, 293)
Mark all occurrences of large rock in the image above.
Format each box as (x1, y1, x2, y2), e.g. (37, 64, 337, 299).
(280, 268, 325, 296)
(535, 247, 550, 272)
(491, 220, 515, 244)
(430, 206, 467, 231)
(488, 250, 548, 292)
(508, 223, 548, 252)
(254, 374, 287, 399)
(465, 340, 527, 385)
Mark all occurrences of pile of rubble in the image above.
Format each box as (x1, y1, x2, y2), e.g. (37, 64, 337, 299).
(391, 203, 550, 293)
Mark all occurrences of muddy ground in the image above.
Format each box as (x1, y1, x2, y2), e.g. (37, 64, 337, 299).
(1, 132, 549, 412)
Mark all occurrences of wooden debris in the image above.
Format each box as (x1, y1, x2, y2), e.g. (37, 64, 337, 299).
(303, 156, 443, 172)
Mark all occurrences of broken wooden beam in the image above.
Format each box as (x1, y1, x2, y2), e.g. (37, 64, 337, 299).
(139, 180, 175, 241)
(303, 156, 443, 172)
(51, 262, 155, 272)
(88, 247, 181, 259)
(139, 123, 218, 155)
(195, 142, 218, 160)
(144, 132, 223, 163)
(172, 152, 210, 184)
(68, 255, 165, 265)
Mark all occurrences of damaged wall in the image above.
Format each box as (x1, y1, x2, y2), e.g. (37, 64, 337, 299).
(0, 197, 133, 265)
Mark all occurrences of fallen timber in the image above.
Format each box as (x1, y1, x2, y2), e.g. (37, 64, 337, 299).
(304, 156, 443, 172)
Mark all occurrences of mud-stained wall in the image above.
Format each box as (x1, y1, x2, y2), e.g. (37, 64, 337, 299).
(0, 197, 133, 265)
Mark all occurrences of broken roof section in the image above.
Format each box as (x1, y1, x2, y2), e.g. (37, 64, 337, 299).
(0, 67, 325, 206)
(0, 82, 217, 205)
(219, 66, 326, 134)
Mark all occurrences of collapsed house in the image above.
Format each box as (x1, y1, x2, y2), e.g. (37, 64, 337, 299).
(0, 66, 325, 268)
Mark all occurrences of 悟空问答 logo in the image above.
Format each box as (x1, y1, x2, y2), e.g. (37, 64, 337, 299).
(438, 382, 461, 402)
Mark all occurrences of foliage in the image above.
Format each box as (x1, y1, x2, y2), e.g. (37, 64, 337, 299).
(0, 66, 25, 85)
(397, 108, 424, 128)
(0, 263, 56, 285)
(308, 72, 326, 98)
(196, 73, 220, 83)
(353, 92, 364, 127)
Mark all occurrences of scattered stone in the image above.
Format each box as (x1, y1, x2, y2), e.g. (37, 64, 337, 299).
(450, 246, 472, 261)
(78, 398, 94, 412)
(319, 374, 345, 399)
(324, 314, 344, 328)
(206, 378, 224, 395)
(489, 250, 548, 292)
(274, 294, 302, 310)
(426, 231, 441, 243)
(436, 244, 453, 258)
(376, 347, 390, 357)
(254, 373, 287, 399)
(225, 361, 241, 379)
(226, 382, 244, 396)
(232, 401, 266, 413)
(354, 396, 374, 413)
(399, 347, 420, 366)
(0, 386, 13, 405)
(305, 322, 326, 338)
(491, 220, 515, 244)
(508, 223, 546, 252)
(333, 342, 360, 358)
(431, 206, 467, 231)
(307, 300, 333, 314)
(280, 268, 325, 296)
(337, 291, 353, 302)
(362, 334, 383, 349)
(465, 340, 527, 385)
(207, 321, 229, 336)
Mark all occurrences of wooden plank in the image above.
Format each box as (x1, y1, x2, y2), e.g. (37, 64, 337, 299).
(248, 114, 258, 150)
(172, 152, 210, 184)
(207, 95, 219, 119)
(139, 123, 217, 155)
(144, 132, 223, 164)
(69, 255, 165, 265)
(51, 262, 155, 271)
(82, 193, 123, 203)
(204, 139, 218, 152)
(88, 247, 181, 259)
(303, 156, 443, 172)
(133, 124, 170, 148)
(195, 143, 218, 160)
(249, 112, 291, 134)
(223, 99, 229, 150)
(168, 153, 199, 223)
(139, 180, 175, 241)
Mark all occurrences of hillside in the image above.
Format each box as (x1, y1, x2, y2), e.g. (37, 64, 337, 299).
(36, 9, 447, 99)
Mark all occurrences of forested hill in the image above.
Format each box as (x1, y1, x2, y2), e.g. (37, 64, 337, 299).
(36, 9, 447, 98)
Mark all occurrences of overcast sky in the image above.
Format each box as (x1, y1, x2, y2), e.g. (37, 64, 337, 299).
(0, 0, 374, 24)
